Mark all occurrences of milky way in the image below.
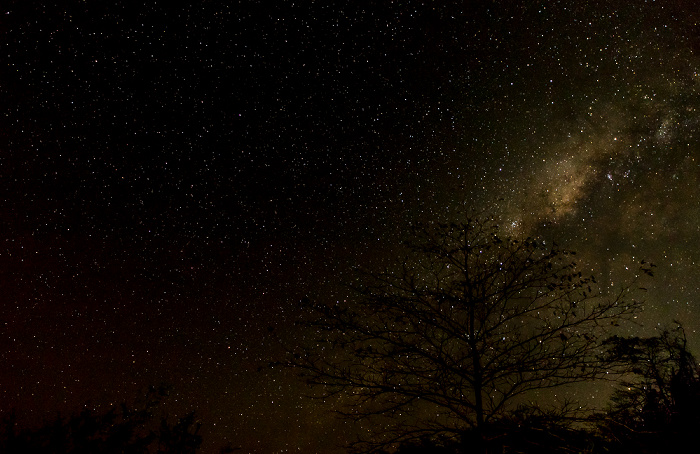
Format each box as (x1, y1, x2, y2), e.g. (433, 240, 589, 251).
(3, 1, 700, 453)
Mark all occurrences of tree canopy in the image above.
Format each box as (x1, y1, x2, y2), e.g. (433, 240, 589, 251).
(290, 216, 649, 453)
(599, 325, 700, 452)
(0, 386, 203, 454)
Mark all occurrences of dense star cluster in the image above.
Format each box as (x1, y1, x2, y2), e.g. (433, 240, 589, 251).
(2, 1, 700, 452)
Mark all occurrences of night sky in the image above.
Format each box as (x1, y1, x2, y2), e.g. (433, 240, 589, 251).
(3, 1, 700, 452)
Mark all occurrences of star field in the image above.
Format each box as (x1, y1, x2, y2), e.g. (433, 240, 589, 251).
(2, 1, 700, 452)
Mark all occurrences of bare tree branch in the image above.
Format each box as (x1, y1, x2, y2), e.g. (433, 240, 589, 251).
(288, 215, 648, 453)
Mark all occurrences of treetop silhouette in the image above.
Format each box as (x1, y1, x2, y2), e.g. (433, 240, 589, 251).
(290, 215, 650, 453)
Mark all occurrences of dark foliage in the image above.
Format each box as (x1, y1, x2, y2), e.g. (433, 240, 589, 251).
(0, 386, 202, 454)
(383, 405, 606, 454)
(599, 326, 700, 453)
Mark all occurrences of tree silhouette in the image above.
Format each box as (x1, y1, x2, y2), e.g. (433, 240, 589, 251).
(600, 326, 700, 452)
(376, 404, 603, 454)
(290, 216, 648, 453)
(0, 386, 203, 454)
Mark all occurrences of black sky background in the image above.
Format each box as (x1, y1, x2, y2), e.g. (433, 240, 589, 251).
(3, 1, 700, 452)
